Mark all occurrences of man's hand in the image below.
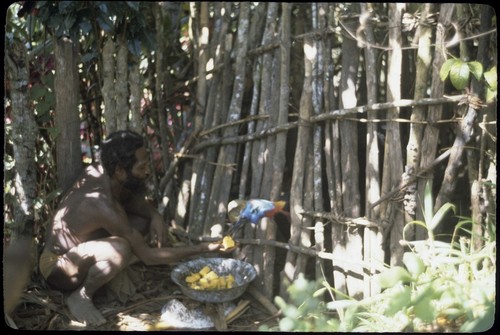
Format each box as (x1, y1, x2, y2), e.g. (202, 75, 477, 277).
(205, 239, 237, 253)
(149, 213, 165, 248)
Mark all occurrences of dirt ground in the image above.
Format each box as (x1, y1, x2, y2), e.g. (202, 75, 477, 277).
(7, 262, 279, 331)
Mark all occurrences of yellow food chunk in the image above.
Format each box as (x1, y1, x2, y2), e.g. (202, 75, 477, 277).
(185, 273, 201, 283)
(217, 277, 227, 289)
(222, 236, 235, 249)
(199, 266, 211, 276)
(226, 274, 235, 288)
(184, 265, 237, 290)
(204, 271, 219, 280)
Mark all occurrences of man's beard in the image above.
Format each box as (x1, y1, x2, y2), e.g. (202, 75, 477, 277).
(123, 172, 148, 195)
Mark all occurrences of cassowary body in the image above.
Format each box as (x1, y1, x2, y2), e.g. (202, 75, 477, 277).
(228, 199, 287, 236)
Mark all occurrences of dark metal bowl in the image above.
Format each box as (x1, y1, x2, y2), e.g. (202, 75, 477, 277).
(171, 257, 257, 303)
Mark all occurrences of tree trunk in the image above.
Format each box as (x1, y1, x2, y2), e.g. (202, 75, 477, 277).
(311, 2, 326, 281)
(116, 37, 129, 131)
(416, 3, 455, 235)
(54, 36, 83, 191)
(405, 3, 435, 240)
(382, 3, 405, 267)
(250, 3, 279, 199)
(360, 2, 383, 298)
(189, 2, 210, 236)
(5, 40, 37, 239)
(204, 2, 250, 232)
(280, 35, 314, 298)
(102, 37, 117, 134)
(128, 58, 142, 134)
(336, 11, 363, 299)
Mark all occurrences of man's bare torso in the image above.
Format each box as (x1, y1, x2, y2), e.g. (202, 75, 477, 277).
(45, 165, 116, 255)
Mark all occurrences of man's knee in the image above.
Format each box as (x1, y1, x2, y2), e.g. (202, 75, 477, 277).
(107, 236, 132, 258)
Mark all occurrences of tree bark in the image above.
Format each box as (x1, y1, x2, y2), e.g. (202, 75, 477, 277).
(360, 2, 384, 298)
(381, 3, 405, 267)
(416, 3, 456, 235)
(116, 37, 129, 131)
(336, 11, 363, 299)
(128, 58, 142, 133)
(54, 36, 83, 191)
(189, 2, 210, 236)
(405, 3, 436, 240)
(5, 39, 37, 239)
(102, 38, 117, 134)
(204, 2, 250, 232)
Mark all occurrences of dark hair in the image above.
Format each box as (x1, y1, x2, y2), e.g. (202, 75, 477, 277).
(100, 130, 144, 176)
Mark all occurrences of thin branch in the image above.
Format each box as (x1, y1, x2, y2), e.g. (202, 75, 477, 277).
(370, 146, 453, 210)
(192, 96, 465, 152)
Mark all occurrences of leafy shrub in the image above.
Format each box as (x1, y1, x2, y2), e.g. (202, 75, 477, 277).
(265, 183, 496, 332)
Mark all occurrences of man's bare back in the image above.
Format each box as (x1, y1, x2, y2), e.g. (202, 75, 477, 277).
(40, 131, 230, 326)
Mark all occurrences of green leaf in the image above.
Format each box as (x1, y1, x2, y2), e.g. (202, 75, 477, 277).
(449, 60, 470, 90)
(467, 61, 483, 81)
(429, 203, 455, 232)
(403, 252, 426, 277)
(440, 58, 455, 81)
(378, 267, 413, 288)
(484, 66, 497, 90)
(424, 181, 433, 227)
(385, 285, 411, 316)
(414, 295, 436, 323)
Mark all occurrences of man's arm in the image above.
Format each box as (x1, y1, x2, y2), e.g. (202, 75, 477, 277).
(121, 192, 158, 219)
(94, 200, 225, 265)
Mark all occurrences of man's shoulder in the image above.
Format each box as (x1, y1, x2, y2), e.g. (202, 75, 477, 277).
(84, 164, 106, 177)
(62, 164, 111, 202)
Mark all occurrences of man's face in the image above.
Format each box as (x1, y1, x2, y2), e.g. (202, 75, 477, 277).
(123, 147, 150, 194)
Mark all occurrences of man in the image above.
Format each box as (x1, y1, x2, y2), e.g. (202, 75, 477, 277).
(39, 130, 229, 326)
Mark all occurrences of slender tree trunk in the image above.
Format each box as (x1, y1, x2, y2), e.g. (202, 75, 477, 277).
(155, 5, 170, 179)
(336, 11, 363, 299)
(250, 3, 279, 198)
(360, 2, 383, 298)
(102, 38, 116, 134)
(189, 2, 210, 236)
(405, 3, 435, 240)
(128, 58, 142, 134)
(54, 36, 83, 191)
(205, 2, 250, 232)
(5, 40, 37, 239)
(416, 3, 456, 233)
(281, 35, 313, 298)
(311, 2, 325, 281)
(116, 36, 129, 131)
(381, 3, 405, 267)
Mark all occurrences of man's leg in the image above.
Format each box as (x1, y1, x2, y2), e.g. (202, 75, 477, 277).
(47, 237, 132, 326)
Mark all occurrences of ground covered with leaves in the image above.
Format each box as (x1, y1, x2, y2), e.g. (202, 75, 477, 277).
(8, 262, 278, 331)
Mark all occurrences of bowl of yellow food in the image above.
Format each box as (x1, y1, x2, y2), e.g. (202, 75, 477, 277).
(171, 257, 257, 303)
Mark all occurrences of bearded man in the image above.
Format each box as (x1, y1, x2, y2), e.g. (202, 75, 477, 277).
(39, 130, 228, 326)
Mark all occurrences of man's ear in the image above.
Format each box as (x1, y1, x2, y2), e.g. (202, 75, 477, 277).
(114, 165, 127, 182)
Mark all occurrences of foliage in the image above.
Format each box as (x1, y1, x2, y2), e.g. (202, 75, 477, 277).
(440, 57, 497, 102)
(264, 183, 496, 332)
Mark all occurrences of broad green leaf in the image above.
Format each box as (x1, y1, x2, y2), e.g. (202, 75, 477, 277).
(450, 60, 470, 90)
(486, 87, 497, 103)
(468, 61, 483, 81)
(429, 203, 455, 232)
(403, 252, 426, 277)
(439, 58, 455, 81)
(385, 285, 411, 316)
(414, 295, 436, 322)
(484, 66, 497, 90)
(378, 267, 413, 288)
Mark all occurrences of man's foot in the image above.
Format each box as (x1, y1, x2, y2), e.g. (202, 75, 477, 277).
(67, 288, 106, 326)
